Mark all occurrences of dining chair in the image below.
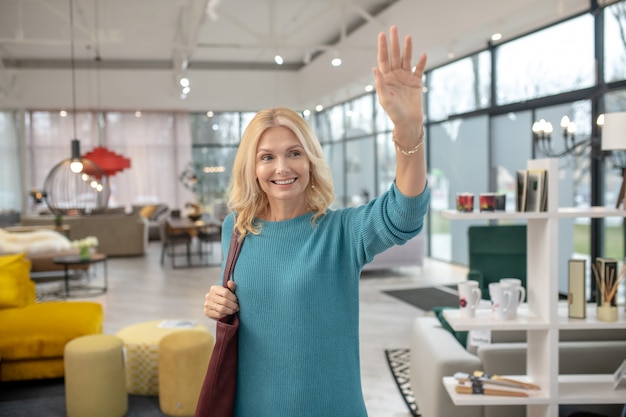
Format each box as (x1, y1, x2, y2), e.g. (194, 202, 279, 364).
(159, 219, 192, 268)
(196, 224, 221, 266)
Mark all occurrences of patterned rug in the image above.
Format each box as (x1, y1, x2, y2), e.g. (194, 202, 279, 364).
(384, 348, 420, 417)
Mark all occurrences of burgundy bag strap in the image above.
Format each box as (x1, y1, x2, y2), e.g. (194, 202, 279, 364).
(222, 228, 243, 287)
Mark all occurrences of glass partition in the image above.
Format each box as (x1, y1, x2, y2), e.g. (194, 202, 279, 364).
(345, 136, 375, 206)
(191, 112, 240, 146)
(429, 115, 489, 263)
(345, 95, 374, 138)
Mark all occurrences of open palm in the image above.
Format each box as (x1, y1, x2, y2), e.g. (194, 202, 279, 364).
(373, 26, 427, 130)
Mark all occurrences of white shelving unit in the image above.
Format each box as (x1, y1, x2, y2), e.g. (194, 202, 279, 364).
(441, 158, 626, 417)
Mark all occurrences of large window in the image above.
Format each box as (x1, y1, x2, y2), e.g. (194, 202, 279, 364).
(427, 51, 491, 122)
(0, 111, 21, 211)
(189, 112, 244, 209)
(605, 1, 626, 82)
(496, 15, 595, 105)
(491, 111, 533, 212)
(602, 89, 626, 264)
(22, 111, 191, 211)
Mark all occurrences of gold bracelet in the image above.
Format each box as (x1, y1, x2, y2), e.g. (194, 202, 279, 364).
(392, 126, 425, 156)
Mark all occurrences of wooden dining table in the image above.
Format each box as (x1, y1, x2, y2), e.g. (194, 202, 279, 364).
(164, 214, 222, 266)
(165, 214, 221, 234)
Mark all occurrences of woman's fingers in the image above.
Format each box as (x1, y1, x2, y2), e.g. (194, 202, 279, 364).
(388, 25, 401, 70)
(377, 31, 390, 73)
(401, 34, 413, 71)
(203, 284, 239, 319)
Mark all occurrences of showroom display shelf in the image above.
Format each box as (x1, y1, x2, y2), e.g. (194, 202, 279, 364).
(440, 158, 626, 417)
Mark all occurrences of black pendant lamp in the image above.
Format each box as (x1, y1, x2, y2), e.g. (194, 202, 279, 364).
(42, 0, 109, 216)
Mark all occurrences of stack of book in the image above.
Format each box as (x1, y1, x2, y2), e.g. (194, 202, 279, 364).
(516, 169, 548, 212)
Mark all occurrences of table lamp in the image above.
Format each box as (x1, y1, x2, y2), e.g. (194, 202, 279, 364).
(602, 111, 626, 210)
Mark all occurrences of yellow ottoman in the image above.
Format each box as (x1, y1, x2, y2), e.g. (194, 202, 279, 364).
(116, 320, 209, 395)
(159, 330, 214, 416)
(64, 334, 127, 417)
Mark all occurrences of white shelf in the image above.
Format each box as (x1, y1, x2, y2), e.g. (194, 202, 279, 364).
(440, 209, 548, 220)
(557, 206, 626, 218)
(442, 159, 626, 416)
(442, 305, 549, 331)
(443, 303, 626, 331)
(557, 303, 626, 330)
(558, 374, 625, 404)
(443, 375, 625, 406)
(441, 206, 626, 220)
(443, 376, 550, 405)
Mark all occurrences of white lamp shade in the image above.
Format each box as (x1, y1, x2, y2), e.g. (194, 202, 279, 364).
(602, 111, 626, 151)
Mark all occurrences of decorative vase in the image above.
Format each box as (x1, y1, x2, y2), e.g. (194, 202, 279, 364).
(597, 303, 618, 322)
(79, 245, 91, 260)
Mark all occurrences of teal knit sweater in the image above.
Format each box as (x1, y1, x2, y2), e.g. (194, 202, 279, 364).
(220, 182, 429, 416)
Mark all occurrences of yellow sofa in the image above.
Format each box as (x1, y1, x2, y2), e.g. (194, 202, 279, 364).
(0, 253, 103, 381)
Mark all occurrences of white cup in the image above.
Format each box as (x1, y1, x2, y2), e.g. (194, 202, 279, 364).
(458, 281, 482, 318)
(499, 278, 526, 319)
(489, 282, 513, 320)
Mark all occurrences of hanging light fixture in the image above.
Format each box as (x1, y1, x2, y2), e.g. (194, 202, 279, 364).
(531, 115, 600, 158)
(43, 0, 110, 216)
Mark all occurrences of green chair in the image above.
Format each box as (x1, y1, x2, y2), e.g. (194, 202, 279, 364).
(467, 224, 527, 300)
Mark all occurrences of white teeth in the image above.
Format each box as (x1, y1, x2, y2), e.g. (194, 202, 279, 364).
(274, 179, 295, 185)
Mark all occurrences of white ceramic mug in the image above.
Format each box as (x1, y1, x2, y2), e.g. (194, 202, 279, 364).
(499, 278, 526, 319)
(458, 281, 482, 318)
(489, 282, 513, 320)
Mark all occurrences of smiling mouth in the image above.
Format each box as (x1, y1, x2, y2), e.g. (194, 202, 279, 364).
(272, 178, 296, 185)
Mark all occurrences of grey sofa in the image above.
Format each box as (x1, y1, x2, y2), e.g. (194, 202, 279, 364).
(20, 213, 148, 257)
(410, 315, 626, 417)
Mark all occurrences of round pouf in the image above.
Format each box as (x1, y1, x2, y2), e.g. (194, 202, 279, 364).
(64, 334, 127, 417)
(116, 320, 209, 395)
(158, 330, 215, 416)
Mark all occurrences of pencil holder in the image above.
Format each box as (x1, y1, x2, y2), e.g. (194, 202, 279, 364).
(597, 303, 618, 322)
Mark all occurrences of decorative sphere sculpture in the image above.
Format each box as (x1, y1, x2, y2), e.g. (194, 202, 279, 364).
(43, 143, 110, 215)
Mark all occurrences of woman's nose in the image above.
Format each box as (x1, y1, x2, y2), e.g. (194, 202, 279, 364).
(276, 158, 290, 174)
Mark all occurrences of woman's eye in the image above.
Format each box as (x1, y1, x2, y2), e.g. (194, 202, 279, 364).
(260, 154, 273, 161)
(289, 151, 301, 157)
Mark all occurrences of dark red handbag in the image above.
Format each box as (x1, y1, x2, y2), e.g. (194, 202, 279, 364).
(195, 229, 244, 417)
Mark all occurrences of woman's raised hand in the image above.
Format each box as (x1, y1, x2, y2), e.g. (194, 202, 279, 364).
(372, 25, 427, 134)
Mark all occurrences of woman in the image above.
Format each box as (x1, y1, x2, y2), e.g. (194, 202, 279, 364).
(203, 25, 429, 416)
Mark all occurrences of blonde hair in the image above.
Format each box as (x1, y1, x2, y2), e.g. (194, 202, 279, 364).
(227, 107, 334, 237)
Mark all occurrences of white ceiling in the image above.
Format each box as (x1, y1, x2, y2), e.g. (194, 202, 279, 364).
(0, 0, 609, 112)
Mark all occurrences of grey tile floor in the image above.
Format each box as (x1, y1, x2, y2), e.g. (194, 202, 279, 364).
(63, 240, 468, 417)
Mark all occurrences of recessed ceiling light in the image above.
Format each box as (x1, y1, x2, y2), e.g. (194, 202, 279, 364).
(491, 32, 502, 41)
(274, 55, 284, 65)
